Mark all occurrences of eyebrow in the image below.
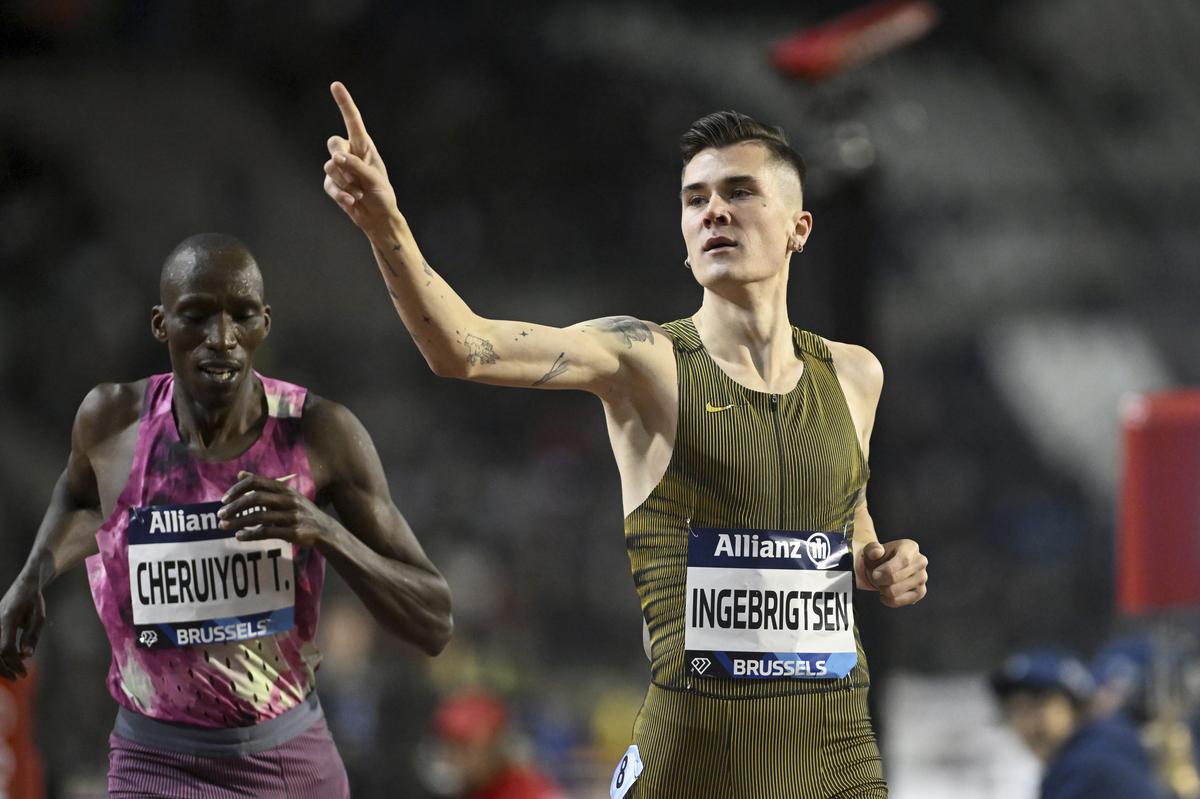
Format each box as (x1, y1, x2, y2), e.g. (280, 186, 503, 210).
(679, 174, 759, 197)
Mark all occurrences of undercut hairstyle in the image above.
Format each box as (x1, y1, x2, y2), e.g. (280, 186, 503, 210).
(680, 111, 807, 192)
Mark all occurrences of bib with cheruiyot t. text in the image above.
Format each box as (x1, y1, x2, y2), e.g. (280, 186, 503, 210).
(127, 501, 296, 649)
(684, 528, 857, 680)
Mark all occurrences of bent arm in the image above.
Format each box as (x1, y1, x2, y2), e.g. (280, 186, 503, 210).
(0, 391, 106, 678)
(308, 400, 453, 655)
(851, 498, 882, 591)
(21, 460, 101, 589)
(19, 388, 108, 587)
(830, 344, 928, 606)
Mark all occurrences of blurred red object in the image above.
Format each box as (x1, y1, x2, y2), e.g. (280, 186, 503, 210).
(432, 692, 509, 744)
(771, 1, 940, 81)
(1, 669, 45, 799)
(1118, 390, 1200, 613)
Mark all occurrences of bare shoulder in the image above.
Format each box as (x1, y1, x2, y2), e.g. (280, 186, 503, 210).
(570, 316, 671, 358)
(300, 393, 372, 455)
(300, 393, 380, 491)
(74, 379, 148, 452)
(569, 316, 676, 396)
(572, 315, 660, 344)
(822, 339, 884, 403)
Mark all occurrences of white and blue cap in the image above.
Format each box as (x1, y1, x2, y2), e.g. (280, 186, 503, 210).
(991, 648, 1096, 703)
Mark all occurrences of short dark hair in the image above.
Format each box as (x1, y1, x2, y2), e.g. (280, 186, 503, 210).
(160, 232, 262, 303)
(680, 111, 807, 192)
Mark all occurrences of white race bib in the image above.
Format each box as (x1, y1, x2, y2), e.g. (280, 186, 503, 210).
(684, 528, 857, 679)
(127, 501, 295, 649)
(610, 745, 644, 799)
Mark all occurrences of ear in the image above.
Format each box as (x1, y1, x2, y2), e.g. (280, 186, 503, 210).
(262, 305, 272, 338)
(151, 305, 168, 344)
(790, 210, 813, 252)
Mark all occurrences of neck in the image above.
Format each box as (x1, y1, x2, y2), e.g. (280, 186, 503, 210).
(172, 374, 263, 450)
(693, 270, 798, 389)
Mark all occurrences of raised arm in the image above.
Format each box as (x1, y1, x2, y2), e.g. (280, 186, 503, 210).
(0, 386, 114, 679)
(219, 396, 453, 656)
(321, 82, 662, 396)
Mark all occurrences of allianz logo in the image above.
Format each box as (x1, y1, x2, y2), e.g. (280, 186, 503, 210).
(713, 532, 833, 564)
(147, 508, 219, 534)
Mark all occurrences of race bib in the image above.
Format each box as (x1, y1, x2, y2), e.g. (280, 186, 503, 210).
(127, 501, 295, 649)
(684, 528, 856, 680)
(610, 744, 643, 799)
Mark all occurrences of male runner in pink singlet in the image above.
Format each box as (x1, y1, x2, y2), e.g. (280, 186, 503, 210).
(0, 233, 453, 797)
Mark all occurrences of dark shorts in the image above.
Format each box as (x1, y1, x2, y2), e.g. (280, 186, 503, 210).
(107, 694, 350, 799)
(625, 682, 886, 799)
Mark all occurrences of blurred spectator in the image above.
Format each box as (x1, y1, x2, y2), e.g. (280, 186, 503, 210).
(1091, 635, 1155, 724)
(419, 692, 565, 799)
(1091, 635, 1200, 799)
(993, 648, 1168, 799)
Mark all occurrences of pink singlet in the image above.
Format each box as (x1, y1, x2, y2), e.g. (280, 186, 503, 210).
(86, 372, 326, 728)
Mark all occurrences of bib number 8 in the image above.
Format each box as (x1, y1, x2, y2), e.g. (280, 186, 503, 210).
(610, 745, 643, 799)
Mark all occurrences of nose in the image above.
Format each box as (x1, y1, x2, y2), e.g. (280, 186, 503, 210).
(205, 313, 238, 350)
(702, 195, 731, 227)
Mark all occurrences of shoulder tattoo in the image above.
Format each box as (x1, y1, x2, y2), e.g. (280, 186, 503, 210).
(599, 316, 652, 348)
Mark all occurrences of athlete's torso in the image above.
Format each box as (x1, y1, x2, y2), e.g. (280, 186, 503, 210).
(624, 317, 871, 698)
(85, 372, 326, 727)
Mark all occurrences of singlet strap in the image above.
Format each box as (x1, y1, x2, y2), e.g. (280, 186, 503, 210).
(793, 329, 833, 363)
(259, 373, 308, 420)
(661, 318, 705, 353)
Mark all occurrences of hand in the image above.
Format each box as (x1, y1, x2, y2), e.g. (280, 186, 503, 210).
(323, 81, 398, 233)
(218, 471, 337, 548)
(859, 539, 928, 608)
(0, 574, 46, 680)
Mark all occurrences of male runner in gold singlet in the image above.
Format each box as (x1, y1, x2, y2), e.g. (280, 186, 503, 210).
(321, 81, 928, 798)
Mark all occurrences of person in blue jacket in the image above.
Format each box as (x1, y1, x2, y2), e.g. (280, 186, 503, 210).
(991, 648, 1169, 799)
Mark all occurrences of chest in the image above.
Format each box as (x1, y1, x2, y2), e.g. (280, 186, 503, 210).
(672, 365, 866, 521)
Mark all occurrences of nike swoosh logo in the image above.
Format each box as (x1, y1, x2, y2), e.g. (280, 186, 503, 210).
(705, 402, 736, 413)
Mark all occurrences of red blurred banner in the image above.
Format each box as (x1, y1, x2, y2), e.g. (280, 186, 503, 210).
(770, 1, 940, 81)
(1, 668, 44, 799)
(1118, 390, 1200, 614)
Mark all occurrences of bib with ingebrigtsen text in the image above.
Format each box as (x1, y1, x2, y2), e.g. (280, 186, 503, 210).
(684, 528, 856, 679)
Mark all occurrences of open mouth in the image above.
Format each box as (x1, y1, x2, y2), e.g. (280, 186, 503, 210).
(703, 236, 737, 253)
(197, 362, 241, 384)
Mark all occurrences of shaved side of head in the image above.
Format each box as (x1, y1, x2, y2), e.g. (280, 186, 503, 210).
(160, 233, 263, 305)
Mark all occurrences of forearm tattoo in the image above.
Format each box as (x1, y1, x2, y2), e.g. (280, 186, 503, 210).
(378, 250, 400, 277)
(600, 316, 653, 348)
(464, 334, 498, 365)
(383, 242, 434, 280)
(533, 352, 570, 386)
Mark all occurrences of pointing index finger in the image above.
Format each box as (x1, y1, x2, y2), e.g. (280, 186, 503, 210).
(331, 81, 369, 156)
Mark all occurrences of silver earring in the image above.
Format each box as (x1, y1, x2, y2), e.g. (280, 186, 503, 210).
(684, 258, 692, 269)
(798, 244, 804, 253)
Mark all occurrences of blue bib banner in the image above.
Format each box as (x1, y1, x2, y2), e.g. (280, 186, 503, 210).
(684, 528, 857, 680)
